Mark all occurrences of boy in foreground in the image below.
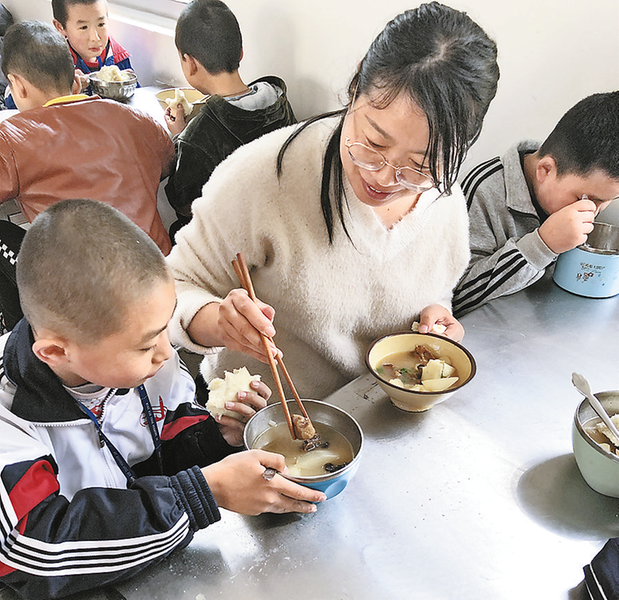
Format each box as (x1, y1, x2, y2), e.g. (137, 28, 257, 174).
(164, 0, 296, 237)
(0, 199, 324, 599)
(453, 91, 619, 316)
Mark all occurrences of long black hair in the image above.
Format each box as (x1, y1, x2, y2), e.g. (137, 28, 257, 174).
(277, 2, 499, 243)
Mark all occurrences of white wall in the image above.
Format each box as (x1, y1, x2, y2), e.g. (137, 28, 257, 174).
(4, 0, 619, 174)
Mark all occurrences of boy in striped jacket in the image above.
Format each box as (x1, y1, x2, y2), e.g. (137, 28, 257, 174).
(453, 91, 619, 316)
(0, 200, 324, 599)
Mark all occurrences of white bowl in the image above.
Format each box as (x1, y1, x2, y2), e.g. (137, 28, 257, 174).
(155, 87, 204, 119)
(572, 390, 619, 497)
(365, 332, 476, 412)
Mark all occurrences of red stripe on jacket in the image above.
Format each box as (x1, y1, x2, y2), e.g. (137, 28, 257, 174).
(0, 460, 60, 575)
(160, 415, 211, 441)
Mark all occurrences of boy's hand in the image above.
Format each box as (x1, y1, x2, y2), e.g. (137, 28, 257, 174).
(201, 450, 326, 515)
(73, 69, 89, 94)
(538, 198, 597, 254)
(418, 304, 464, 342)
(215, 380, 271, 446)
(164, 103, 189, 137)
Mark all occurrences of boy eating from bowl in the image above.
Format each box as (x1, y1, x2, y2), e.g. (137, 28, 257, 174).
(0, 199, 324, 599)
(453, 91, 619, 316)
(4, 0, 137, 108)
(164, 0, 296, 238)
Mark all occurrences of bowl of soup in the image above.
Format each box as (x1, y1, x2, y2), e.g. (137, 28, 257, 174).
(365, 332, 476, 412)
(573, 390, 619, 497)
(244, 399, 363, 499)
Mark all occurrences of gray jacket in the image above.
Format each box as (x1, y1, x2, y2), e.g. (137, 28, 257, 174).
(452, 141, 557, 316)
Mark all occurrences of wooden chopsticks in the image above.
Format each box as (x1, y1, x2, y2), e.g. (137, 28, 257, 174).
(232, 253, 311, 439)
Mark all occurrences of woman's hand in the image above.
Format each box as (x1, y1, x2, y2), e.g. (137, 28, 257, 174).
(188, 289, 280, 363)
(418, 304, 464, 342)
(201, 450, 326, 515)
(215, 380, 271, 447)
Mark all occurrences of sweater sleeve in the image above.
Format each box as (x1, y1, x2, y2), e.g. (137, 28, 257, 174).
(452, 183, 557, 317)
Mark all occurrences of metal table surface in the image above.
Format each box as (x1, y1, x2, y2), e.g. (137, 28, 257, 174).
(3, 274, 619, 600)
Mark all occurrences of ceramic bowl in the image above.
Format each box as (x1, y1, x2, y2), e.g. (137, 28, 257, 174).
(155, 87, 204, 118)
(89, 70, 137, 101)
(572, 390, 619, 497)
(243, 399, 363, 499)
(365, 331, 476, 412)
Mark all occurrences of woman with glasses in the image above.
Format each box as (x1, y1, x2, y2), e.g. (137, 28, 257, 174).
(167, 2, 500, 399)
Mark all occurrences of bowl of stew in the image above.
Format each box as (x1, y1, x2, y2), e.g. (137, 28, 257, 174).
(244, 399, 363, 499)
(365, 331, 476, 412)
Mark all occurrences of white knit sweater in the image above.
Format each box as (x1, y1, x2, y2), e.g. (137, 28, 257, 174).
(167, 116, 470, 399)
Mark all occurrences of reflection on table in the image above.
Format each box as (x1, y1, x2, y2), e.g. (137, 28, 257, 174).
(2, 274, 618, 600)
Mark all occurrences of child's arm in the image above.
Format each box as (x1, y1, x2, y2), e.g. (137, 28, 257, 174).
(0, 420, 219, 599)
(165, 135, 227, 219)
(452, 179, 556, 317)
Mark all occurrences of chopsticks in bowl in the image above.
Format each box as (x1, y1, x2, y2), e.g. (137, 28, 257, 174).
(232, 253, 312, 440)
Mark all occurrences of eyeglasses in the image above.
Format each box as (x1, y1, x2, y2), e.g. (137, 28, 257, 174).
(344, 137, 436, 193)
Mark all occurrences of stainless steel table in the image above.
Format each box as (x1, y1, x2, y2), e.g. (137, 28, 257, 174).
(3, 275, 618, 600)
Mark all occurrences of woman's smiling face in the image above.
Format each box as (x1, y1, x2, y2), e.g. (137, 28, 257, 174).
(340, 92, 432, 209)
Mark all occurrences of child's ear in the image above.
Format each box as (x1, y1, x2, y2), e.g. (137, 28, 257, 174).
(52, 19, 66, 36)
(535, 155, 558, 184)
(185, 55, 200, 77)
(32, 337, 69, 368)
(7, 74, 28, 101)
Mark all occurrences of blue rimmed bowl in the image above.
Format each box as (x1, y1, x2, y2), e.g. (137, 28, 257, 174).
(243, 399, 363, 499)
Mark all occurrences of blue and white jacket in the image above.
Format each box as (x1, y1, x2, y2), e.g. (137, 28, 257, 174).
(0, 319, 234, 599)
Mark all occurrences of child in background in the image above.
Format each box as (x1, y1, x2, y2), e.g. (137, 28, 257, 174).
(164, 0, 296, 238)
(52, 0, 137, 92)
(3, 0, 137, 109)
(0, 20, 174, 330)
(452, 91, 619, 316)
(0, 20, 173, 253)
(0, 199, 324, 600)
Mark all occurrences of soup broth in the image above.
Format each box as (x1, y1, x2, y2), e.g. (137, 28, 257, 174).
(254, 422, 354, 477)
(376, 345, 459, 392)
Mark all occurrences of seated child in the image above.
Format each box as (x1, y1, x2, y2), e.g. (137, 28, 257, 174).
(0, 20, 173, 255)
(52, 0, 138, 93)
(453, 91, 619, 316)
(164, 0, 296, 238)
(0, 199, 325, 599)
(4, 0, 137, 109)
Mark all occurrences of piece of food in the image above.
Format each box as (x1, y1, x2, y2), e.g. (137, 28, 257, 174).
(95, 64, 134, 82)
(377, 344, 459, 392)
(206, 367, 261, 420)
(595, 414, 619, 447)
(165, 88, 192, 118)
(411, 321, 447, 335)
(292, 414, 316, 440)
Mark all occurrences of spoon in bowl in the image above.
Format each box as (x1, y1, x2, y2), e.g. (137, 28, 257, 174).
(572, 372, 619, 444)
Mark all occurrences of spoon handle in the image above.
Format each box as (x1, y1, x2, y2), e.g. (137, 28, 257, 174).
(572, 372, 619, 443)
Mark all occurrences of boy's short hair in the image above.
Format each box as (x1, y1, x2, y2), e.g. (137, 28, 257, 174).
(51, 0, 100, 28)
(17, 199, 170, 344)
(1, 21, 75, 93)
(175, 0, 242, 75)
(539, 91, 619, 179)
